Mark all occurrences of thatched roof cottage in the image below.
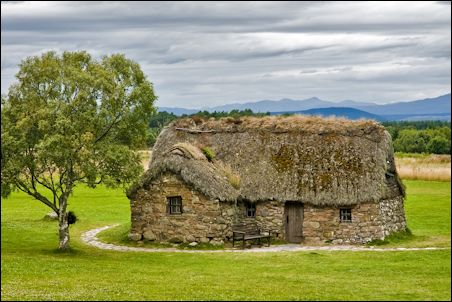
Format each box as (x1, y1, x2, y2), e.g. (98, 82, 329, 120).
(128, 116, 406, 245)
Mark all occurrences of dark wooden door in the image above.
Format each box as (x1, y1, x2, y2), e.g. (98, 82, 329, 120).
(284, 201, 304, 243)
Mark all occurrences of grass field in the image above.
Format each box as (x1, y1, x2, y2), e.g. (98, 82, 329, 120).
(1, 180, 450, 300)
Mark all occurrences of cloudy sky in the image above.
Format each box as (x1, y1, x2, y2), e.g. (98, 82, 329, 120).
(1, 1, 451, 108)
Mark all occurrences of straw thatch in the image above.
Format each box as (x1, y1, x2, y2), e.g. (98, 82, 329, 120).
(129, 115, 405, 206)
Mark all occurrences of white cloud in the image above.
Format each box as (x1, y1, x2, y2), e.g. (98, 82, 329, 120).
(1, 1, 450, 106)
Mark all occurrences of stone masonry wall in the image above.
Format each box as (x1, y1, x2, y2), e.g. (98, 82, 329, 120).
(130, 172, 406, 245)
(303, 197, 406, 244)
(236, 200, 285, 240)
(379, 196, 407, 236)
(129, 172, 285, 244)
(303, 202, 383, 244)
(129, 173, 284, 244)
(130, 173, 238, 244)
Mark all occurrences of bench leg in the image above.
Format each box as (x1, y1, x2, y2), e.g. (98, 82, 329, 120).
(242, 240, 245, 249)
(268, 236, 271, 247)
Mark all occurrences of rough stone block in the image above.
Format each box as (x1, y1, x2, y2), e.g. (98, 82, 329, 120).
(128, 232, 142, 241)
(226, 209, 235, 216)
(199, 237, 209, 243)
(168, 237, 183, 243)
(143, 230, 156, 241)
(185, 234, 196, 242)
(305, 221, 320, 229)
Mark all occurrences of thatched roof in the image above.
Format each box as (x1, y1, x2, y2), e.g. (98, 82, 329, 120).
(129, 115, 405, 206)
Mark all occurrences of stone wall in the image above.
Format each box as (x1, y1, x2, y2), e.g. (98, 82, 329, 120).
(130, 172, 233, 244)
(130, 172, 406, 245)
(379, 196, 407, 236)
(236, 200, 285, 239)
(129, 173, 240, 244)
(129, 173, 285, 244)
(303, 197, 406, 244)
(303, 202, 382, 244)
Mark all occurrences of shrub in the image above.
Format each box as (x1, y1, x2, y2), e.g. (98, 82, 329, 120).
(201, 147, 215, 162)
(67, 211, 77, 224)
(217, 162, 240, 189)
(227, 174, 241, 189)
(427, 136, 450, 154)
(394, 129, 427, 153)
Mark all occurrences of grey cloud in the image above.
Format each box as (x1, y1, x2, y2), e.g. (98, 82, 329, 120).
(1, 1, 450, 106)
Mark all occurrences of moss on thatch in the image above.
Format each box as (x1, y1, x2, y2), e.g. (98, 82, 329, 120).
(130, 115, 405, 206)
(172, 115, 386, 139)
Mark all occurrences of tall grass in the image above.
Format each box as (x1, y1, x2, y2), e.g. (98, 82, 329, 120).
(395, 154, 451, 181)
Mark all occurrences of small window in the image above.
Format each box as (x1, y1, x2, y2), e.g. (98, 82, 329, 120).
(340, 208, 352, 223)
(245, 203, 256, 218)
(167, 196, 182, 214)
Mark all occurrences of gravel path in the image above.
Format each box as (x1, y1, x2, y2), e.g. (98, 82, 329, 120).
(81, 225, 449, 253)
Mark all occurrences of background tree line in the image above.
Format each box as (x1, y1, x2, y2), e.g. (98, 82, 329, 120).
(382, 121, 451, 154)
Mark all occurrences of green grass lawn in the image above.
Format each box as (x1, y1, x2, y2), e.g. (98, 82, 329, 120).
(1, 180, 450, 300)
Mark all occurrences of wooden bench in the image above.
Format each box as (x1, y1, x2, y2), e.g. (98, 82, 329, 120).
(232, 223, 271, 249)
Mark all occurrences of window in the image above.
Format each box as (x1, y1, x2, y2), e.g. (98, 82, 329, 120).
(245, 203, 256, 218)
(340, 208, 352, 222)
(167, 196, 182, 214)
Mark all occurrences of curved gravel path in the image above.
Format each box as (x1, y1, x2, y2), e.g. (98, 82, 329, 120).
(81, 225, 449, 253)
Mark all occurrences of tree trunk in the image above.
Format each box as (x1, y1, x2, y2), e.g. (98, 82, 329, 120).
(58, 206, 70, 250)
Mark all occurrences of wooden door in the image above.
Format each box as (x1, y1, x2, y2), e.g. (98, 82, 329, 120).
(284, 201, 304, 243)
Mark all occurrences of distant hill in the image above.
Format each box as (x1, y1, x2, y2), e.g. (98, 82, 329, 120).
(159, 97, 356, 115)
(356, 94, 451, 116)
(204, 97, 334, 113)
(157, 107, 198, 116)
(380, 113, 451, 121)
(272, 107, 385, 121)
(157, 93, 451, 121)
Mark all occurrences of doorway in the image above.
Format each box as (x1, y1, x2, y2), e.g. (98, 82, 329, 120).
(284, 201, 304, 243)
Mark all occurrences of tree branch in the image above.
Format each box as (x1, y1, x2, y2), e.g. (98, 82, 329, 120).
(94, 112, 122, 144)
(47, 165, 58, 208)
(16, 180, 59, 213)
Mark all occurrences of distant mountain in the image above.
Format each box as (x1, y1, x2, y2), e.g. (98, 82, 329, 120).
(157, 107, 198, 116)
(157, 93, 451, 121)
(159, 97, 374, 114)
(336, 99, 377, 107)
(381, 113, 451, 121)
(356, 94, 451, 115)
(204, 97, 335, 113)
(272, 107, 385, 121)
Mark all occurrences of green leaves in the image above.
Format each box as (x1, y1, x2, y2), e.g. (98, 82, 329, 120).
(1, 50, 157, 201)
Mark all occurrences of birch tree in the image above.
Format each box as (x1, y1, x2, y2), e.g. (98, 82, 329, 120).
(1, 51, 157, 250)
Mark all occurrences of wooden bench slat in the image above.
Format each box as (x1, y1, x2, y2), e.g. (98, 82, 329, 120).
(232, 222, 271, 249)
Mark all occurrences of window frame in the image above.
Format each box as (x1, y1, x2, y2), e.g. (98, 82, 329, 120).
(245, 202, 256, 218)
(339, 208, 352, 223)
(167, 196, 183, 215)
